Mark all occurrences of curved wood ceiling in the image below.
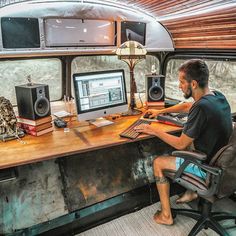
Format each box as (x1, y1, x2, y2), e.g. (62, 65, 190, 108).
(118, 0, 236, 50)
(1, 0, 236, 50)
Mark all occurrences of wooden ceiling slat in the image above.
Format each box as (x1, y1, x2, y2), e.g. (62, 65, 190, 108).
(154, 0, 227, 17)
(125, 0, 158, 8)
(147, 0, 220, 15)
(173, 31, 236, 38)
(169, 21, 236, 31)
(145, 0, 194, 11)
(174, 35, 236, 41)
(175, 45, 236, 49)
(166, 20, 236, 31)
(175, 40, 236, 45)
(161, 7, 236, 24)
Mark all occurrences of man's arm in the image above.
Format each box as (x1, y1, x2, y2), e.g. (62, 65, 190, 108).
(147, 102, 193, 118)
(134, 124, 193, 150)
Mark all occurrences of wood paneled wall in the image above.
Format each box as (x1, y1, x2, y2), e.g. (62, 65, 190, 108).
(160, 7, 236, 49)
(120, 0, 236, 50)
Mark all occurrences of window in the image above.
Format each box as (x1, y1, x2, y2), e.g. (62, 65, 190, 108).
(165, 59, 236, 112)
(0, 58, 62, 105)
(71, 55, 159, 94)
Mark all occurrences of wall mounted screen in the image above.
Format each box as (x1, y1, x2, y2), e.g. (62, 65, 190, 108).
(121, 21, 146, 45)
(1, 17, 40, 48)
(44, 18, 116, 47)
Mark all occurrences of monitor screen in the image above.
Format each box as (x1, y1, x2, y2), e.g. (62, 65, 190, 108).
(73, 69, 128, 121)
(1, 17, 40, 48)
(121, 21, 146, 45)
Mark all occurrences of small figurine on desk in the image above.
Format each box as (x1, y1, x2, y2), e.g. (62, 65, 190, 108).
(26, 75, 33, 86)
(151, 64, 157, 75)
(0, 96, 24, 141)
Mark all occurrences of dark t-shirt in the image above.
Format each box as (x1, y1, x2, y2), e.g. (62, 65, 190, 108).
(183, 91, 232, 163)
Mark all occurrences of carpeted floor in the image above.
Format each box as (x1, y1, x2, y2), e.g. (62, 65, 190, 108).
(78, 195, 224, 236)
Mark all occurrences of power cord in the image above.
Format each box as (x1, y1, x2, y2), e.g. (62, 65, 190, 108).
(137, 92, 144, 109)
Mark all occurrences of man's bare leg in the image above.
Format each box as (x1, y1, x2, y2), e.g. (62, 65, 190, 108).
(153, 156, 176, 225)
(176, 190, 198, 204)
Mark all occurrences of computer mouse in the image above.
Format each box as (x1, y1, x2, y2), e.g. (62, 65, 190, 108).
(143, 112, 154, 119)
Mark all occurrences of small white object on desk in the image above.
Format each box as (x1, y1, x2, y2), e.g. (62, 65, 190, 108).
(90, 118, 114, 127)
(53, 110, 71, 118)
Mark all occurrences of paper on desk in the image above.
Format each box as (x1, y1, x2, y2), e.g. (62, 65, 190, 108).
(90, 118, 114, 127)
(53, 110, 71, 118)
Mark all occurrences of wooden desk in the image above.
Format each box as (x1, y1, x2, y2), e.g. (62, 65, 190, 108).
(0, 116, 182, 170)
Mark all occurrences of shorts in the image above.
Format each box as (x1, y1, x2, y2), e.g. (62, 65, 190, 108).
(176, 157, 206, 180)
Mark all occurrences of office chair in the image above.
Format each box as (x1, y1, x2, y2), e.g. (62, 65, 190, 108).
(164, 124, 236, 236)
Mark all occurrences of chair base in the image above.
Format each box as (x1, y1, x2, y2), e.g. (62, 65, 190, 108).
(171, 199, 236, 236)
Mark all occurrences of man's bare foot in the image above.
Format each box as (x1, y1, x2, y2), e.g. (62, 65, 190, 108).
(176, 190, 198, 204)
(153, 211, 173, 225)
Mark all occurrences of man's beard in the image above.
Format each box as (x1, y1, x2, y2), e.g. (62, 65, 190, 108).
(184, 85, 192, 99)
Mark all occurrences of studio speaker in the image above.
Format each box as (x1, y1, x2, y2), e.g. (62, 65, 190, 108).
(15, 83, 51, 120)
(146, 75, 165, 102)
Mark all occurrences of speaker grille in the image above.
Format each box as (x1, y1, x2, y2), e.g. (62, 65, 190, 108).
(149, 86, 164, 101)
(34, 97, 50, 117)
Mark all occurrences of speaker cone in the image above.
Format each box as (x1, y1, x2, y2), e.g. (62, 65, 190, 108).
(149, 86, 163, 101)
(34, 97, 50, 117)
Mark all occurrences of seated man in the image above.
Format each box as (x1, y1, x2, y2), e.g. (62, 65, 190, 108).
(135, 59, 233, 225)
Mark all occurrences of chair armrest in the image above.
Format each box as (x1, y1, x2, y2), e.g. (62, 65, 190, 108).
(172, 150, 207, 161)
(197, 163, 221, 176)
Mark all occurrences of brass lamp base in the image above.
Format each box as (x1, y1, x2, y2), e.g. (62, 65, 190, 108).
(121, 107, 142, 116)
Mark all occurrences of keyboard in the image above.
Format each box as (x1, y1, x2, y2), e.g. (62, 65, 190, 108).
(157, 113, 187, 127)
(119, 119, 151, 139)
(142, 112, 187, 127)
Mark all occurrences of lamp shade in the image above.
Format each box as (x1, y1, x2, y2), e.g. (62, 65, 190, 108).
(116, 40, 147, 60)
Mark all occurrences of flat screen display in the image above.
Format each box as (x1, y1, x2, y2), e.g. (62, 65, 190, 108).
(73, 70, 127, 121)
(121, 21, 146, 45)
(1, 17, 40, 48)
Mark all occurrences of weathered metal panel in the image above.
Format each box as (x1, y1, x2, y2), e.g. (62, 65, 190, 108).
(59, 138, 174, 212)
(0, 160, 67, 235)
(0, 137, 175, 234)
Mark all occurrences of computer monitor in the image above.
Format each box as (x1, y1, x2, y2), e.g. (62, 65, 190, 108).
(73, 69, 128, 121)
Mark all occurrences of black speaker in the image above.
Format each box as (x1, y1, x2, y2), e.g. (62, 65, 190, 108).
(146, 75, 165, 102)
(15, 84, 51, 120)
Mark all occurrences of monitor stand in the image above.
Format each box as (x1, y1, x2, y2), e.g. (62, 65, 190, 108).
(89, 117, 114, 127)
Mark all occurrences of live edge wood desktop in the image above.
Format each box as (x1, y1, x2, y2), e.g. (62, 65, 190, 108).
(0, 115, 182, 170)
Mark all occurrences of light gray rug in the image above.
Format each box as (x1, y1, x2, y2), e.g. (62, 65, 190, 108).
(78, 195, 222, 236)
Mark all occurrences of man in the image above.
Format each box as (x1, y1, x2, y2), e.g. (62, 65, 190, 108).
(135, 59, 232, 225)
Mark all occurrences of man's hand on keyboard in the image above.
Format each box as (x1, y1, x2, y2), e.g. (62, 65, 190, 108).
(134, 123, 156, 136)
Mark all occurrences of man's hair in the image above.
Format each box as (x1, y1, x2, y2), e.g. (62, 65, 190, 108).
(178, 59, 209, 88)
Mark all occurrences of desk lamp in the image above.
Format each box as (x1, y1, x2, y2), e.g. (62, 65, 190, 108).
(116, 40, 147, 115)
